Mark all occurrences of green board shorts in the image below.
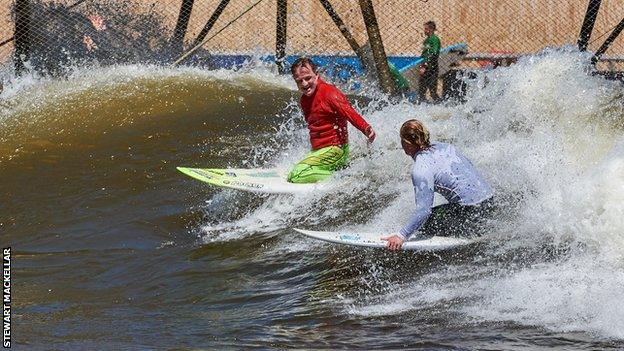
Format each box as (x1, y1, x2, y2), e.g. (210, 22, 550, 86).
(287, 145, 350, 183)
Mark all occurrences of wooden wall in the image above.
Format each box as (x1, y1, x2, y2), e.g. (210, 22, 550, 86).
(0, 0, 622, 64)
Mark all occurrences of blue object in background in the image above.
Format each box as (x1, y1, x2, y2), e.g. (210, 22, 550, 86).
(207, 43, 468, 91)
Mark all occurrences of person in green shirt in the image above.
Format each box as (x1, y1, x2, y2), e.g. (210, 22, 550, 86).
(418, 21, 441, 102)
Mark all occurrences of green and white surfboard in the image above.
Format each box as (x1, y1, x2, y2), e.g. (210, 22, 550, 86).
(176, 167, 327, 194)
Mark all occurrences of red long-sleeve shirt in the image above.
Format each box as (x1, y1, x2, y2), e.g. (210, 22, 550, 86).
(300, 78, 371, 150)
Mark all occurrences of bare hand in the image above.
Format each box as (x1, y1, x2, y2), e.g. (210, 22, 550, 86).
(381, 234, 405, 251)
(418, 66, 426, 76)
(83, 35, 98, 51)
(365, 127, 376, 144)
(88, 13, 106, 31)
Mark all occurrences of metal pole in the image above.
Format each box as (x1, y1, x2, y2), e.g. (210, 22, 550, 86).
(317, 0, 367, 65)
(578, 0, 602, 51)
(171, 0, 195, 52)
(192, 0, 231, 47)
(14, 0, 32, 75)
(591, 17, 624, 65)
(276, 0, 288, 74)
(173, 0, 265, 66)
(358, 0, 396, 95)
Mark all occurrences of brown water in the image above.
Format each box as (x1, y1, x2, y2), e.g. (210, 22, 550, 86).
(2, 56, 624, 349)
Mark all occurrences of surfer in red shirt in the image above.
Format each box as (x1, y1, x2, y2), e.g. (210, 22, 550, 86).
(288, 57, 376, 183)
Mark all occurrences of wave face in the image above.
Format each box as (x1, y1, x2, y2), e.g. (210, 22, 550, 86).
(3, 49, 624, 349)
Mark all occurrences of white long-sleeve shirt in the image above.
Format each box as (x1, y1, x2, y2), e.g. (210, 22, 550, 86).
(399, 142, 493, 239)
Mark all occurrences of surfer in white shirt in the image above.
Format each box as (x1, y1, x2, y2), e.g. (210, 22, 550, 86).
(383, 119, 493, 250)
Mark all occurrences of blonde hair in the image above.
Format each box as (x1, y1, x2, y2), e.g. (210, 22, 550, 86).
(400, 119, 430, 150)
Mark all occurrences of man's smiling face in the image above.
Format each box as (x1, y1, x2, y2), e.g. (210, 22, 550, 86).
(292, 64, 319, 97)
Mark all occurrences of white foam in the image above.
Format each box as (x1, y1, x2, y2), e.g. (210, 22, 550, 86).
(463, 256, 624, 338)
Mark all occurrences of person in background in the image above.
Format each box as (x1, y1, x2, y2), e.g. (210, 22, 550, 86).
(383, 119, 493, 250)
(83, 12, 106, 52)
(288, 57, 376, 183)
(418, 21, 441, 103)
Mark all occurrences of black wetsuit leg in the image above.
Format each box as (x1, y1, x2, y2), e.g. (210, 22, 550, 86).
(419, 198, 495, 238)
(418, 67, 439, 102)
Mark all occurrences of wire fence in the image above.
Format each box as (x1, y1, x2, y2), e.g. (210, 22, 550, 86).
(0, 0, 622, 75)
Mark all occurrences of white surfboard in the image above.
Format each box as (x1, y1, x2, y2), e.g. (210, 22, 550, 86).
(293, 228, 475, 251)
(177, 167, 328, 194)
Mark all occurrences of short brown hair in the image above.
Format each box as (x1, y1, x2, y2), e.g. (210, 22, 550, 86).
(400, 119, 430, 150)
(290, 57, 318, 75)
(424, 21, 436, 31)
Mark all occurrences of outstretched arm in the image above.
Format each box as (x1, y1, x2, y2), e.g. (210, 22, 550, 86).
(383, 164, 435, 250)
(400, 178, 434, 237)
(329, 91, 375, 142)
